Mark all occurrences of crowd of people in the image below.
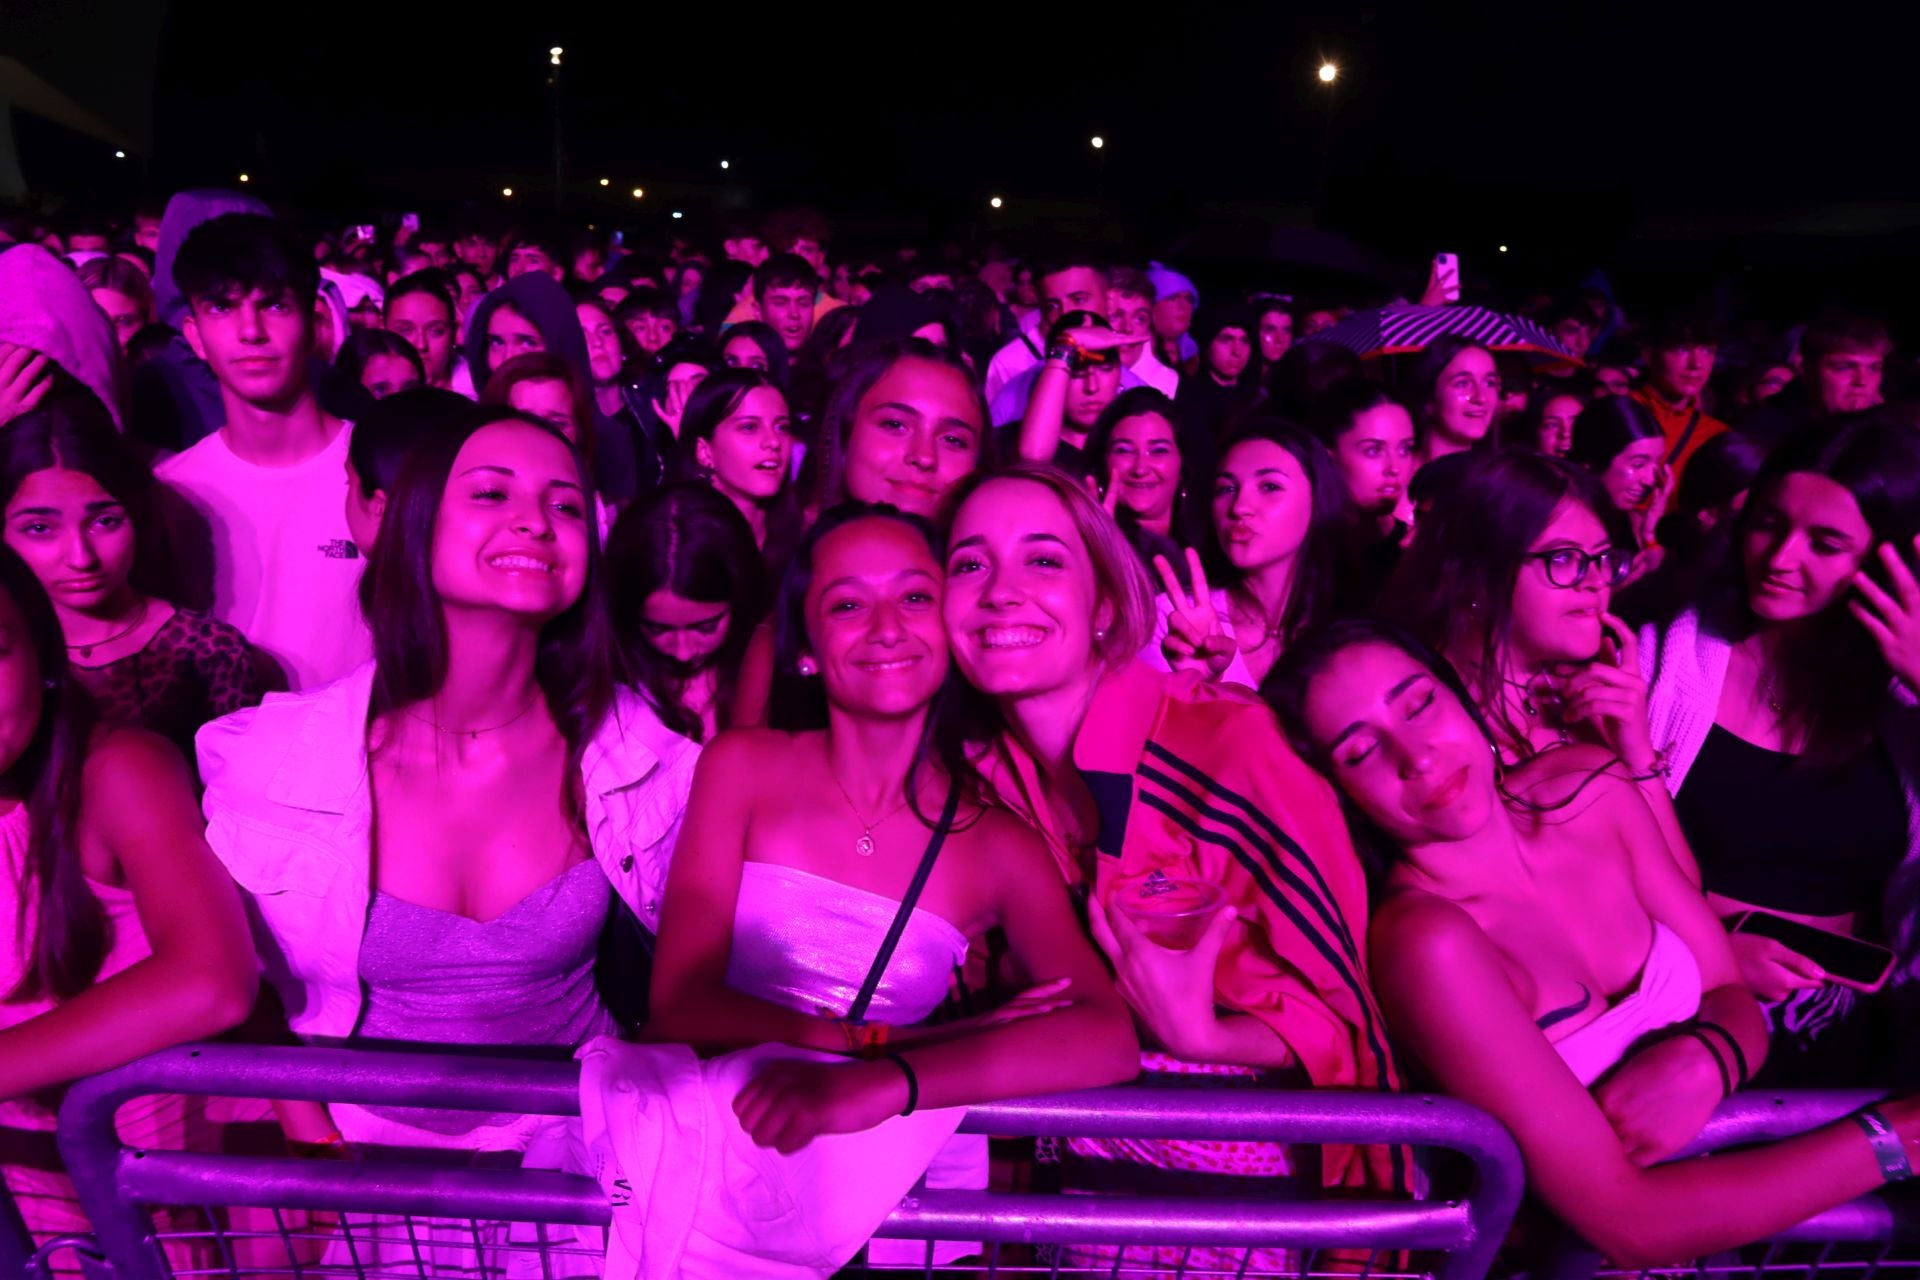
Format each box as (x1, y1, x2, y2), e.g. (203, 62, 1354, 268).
(2, 190, 1920, 1275)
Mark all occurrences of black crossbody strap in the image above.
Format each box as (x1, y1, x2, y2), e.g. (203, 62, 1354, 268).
(1665, 407, 1703, 466)
(845, 784, 962, 1026)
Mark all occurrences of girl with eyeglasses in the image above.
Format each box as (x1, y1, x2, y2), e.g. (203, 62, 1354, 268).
(1380, 448, 1697, 881)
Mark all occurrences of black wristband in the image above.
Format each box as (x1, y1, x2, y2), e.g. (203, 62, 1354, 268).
(1675, 1027, 1732, 1096)
(884, 1052, 919, 1116)
(1697, 1021, 1750, 1088)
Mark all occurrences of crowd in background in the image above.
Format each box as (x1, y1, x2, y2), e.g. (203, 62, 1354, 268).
(2, 191, 1919, 1274)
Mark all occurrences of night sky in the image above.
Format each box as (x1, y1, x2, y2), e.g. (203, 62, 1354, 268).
(18, 2, 1920, 311)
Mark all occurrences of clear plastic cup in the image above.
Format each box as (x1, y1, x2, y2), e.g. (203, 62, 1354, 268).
(1115, 876, 1226, 951)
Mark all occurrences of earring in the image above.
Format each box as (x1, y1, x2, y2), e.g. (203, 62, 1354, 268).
(1095, 628, 1108, 641)
(797, 657, 818, 676)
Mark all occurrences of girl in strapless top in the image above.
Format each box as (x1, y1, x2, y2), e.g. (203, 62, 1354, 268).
(1270, 619, 1920, 1268)
(647, 503, 1137, 1153)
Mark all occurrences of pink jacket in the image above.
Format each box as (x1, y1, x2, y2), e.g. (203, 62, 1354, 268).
(197, 662, 699, 1042)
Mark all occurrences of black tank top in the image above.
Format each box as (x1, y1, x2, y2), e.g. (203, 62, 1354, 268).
(1674, 724, 1906, 918)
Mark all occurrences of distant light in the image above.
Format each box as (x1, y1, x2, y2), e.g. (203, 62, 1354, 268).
(631, 187, 645, 199)
(720, 159, 730, 170)
(1318, 62, 1339, 83)
(502, 187, 514, 198)
(599, 177, 610, 187)
(989, 196, 1003, 209)
(671, 210, 684, 220)
(114, 149, 126, 159)
(549, 46, 563, 56)
(1498, 244, 1509, 253)
(1090, 135, 1105, 150)
(237, 173, 250, 183)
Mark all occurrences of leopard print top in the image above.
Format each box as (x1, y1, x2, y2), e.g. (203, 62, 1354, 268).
(72, 609, 284, 773)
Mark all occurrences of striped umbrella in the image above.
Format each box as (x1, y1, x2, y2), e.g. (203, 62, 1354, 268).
(1306, 304, 1578, 363)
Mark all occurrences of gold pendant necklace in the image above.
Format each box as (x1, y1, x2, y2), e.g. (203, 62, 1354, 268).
(831, 772, 911, 858)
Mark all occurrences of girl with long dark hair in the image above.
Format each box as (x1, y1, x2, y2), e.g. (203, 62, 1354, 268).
(1147, 419, 1352, 690)
(673, 368, 798, 555)
(645, 502, 1136, 1274)
(1265, 618, 1910, 1269)
(606, 483, 766, 741)
(199, 408, 698, 1158)
(1643, 414, 1920, 1084)
(1082, 386, 1195, 565)
(0, 395, 279, 769)
(0, 543, 256, 1246)
(1569, 394, 1674, 570)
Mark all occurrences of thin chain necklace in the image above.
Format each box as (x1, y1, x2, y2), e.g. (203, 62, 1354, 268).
(1227, 590, 1283, 648)
(67, 598, 150, 659)
(829, 768, 913, 858)
(406, 691, 542, 741)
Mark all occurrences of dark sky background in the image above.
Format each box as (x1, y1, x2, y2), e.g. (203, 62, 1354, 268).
(21, 2, 1920, 312)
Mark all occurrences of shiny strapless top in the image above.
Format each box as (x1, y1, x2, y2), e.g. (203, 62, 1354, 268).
(727, 861, 969, 1024)
(1547, 922, 1703, 1086)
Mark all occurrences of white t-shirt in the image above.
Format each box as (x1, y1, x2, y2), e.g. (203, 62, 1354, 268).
(157, 423, 371, 690)
(984, 322, 1044, 404)
(1128, 345, 1181, 398)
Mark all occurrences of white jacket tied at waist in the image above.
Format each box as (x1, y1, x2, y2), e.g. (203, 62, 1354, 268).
(196, 661, 701, 1043)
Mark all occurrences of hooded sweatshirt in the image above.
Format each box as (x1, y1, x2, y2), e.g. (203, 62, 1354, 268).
(131, 190, 273, 453)
(0, 243, 129, 429)
(466, 274, 639, 503)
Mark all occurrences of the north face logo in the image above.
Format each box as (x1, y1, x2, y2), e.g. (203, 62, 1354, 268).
(318, 539, 361, 560)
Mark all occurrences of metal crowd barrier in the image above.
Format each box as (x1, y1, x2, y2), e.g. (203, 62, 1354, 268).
(1543, 1089, 1920, 1280)
(30, 1042, 1526, 1280)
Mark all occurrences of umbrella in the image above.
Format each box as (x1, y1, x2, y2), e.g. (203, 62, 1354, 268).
(1306, 304, 1578, 363)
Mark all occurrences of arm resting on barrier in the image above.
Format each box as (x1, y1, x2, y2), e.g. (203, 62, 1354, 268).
(1375, 891, 1906, 1270)
(0, 730, 258, 1101)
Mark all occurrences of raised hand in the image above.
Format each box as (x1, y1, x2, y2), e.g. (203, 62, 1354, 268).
(1560, 612, 1659, 772)
(1850, 535, 1920, 691)
(1152, 548, 1235, 680)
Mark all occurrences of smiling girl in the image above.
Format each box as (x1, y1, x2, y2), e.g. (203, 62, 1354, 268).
(1643, 415, 1920, 1083)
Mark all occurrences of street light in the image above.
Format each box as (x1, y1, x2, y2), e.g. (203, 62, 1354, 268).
(237, 172, 250, 183)
(549, 46, 563, 66)
(671, 210, 684, 220)
(599, 177, 609, 187)
(632, 187, 645, 199)
(1498, 244, 1509, 253)
(990, 196, 1003, 209)
(114, 150, 126, 159)
(502, 186, 514, 198)
(1318, 62, 1339, 83)
(1090, 135, 1105, 150)
(720, 159, 730, 170)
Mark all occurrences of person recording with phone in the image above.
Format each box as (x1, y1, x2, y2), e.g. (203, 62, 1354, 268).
(1008, 311, 1130, 476)
(1641, 414, 1920, 1087)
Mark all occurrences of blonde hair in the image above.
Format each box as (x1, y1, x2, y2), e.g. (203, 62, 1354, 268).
(942, 461, 1155, 669)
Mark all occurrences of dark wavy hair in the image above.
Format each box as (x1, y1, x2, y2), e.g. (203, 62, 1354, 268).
(0, 393, 166, 599)
(717, 320, 792, 392)
(606, 483, 766, 741)
(1379, 448, 1625, 753)
(1565, 394, 1661, 480)
(1698, 411, 1920, 762)
(1409, 334, 1498, 452)
(0, 545, 102, 1002)
(1205, 417, 1357, 650)
(766, 501, 980, 829)
(362, 407, 614, 788)
(1083, 386, 1200, 548)
(1263, 617, 1487, 882)
(801, 337, 993, 514)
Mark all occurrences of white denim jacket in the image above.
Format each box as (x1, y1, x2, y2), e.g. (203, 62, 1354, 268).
(197, 662, 700, 1043)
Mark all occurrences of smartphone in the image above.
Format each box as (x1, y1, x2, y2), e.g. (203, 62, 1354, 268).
(1433, 253, 1461, 303)
(401, 212, 420, 233)
(1729, 911, 1895, 992)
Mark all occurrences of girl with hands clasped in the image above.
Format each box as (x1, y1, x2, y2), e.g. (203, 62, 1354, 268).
(646, 503, 1137, 1157)
(1144, 420, 1352, 690)
(1268, 620, 1920, 1269)
(1642, 415, 1920, 1085)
